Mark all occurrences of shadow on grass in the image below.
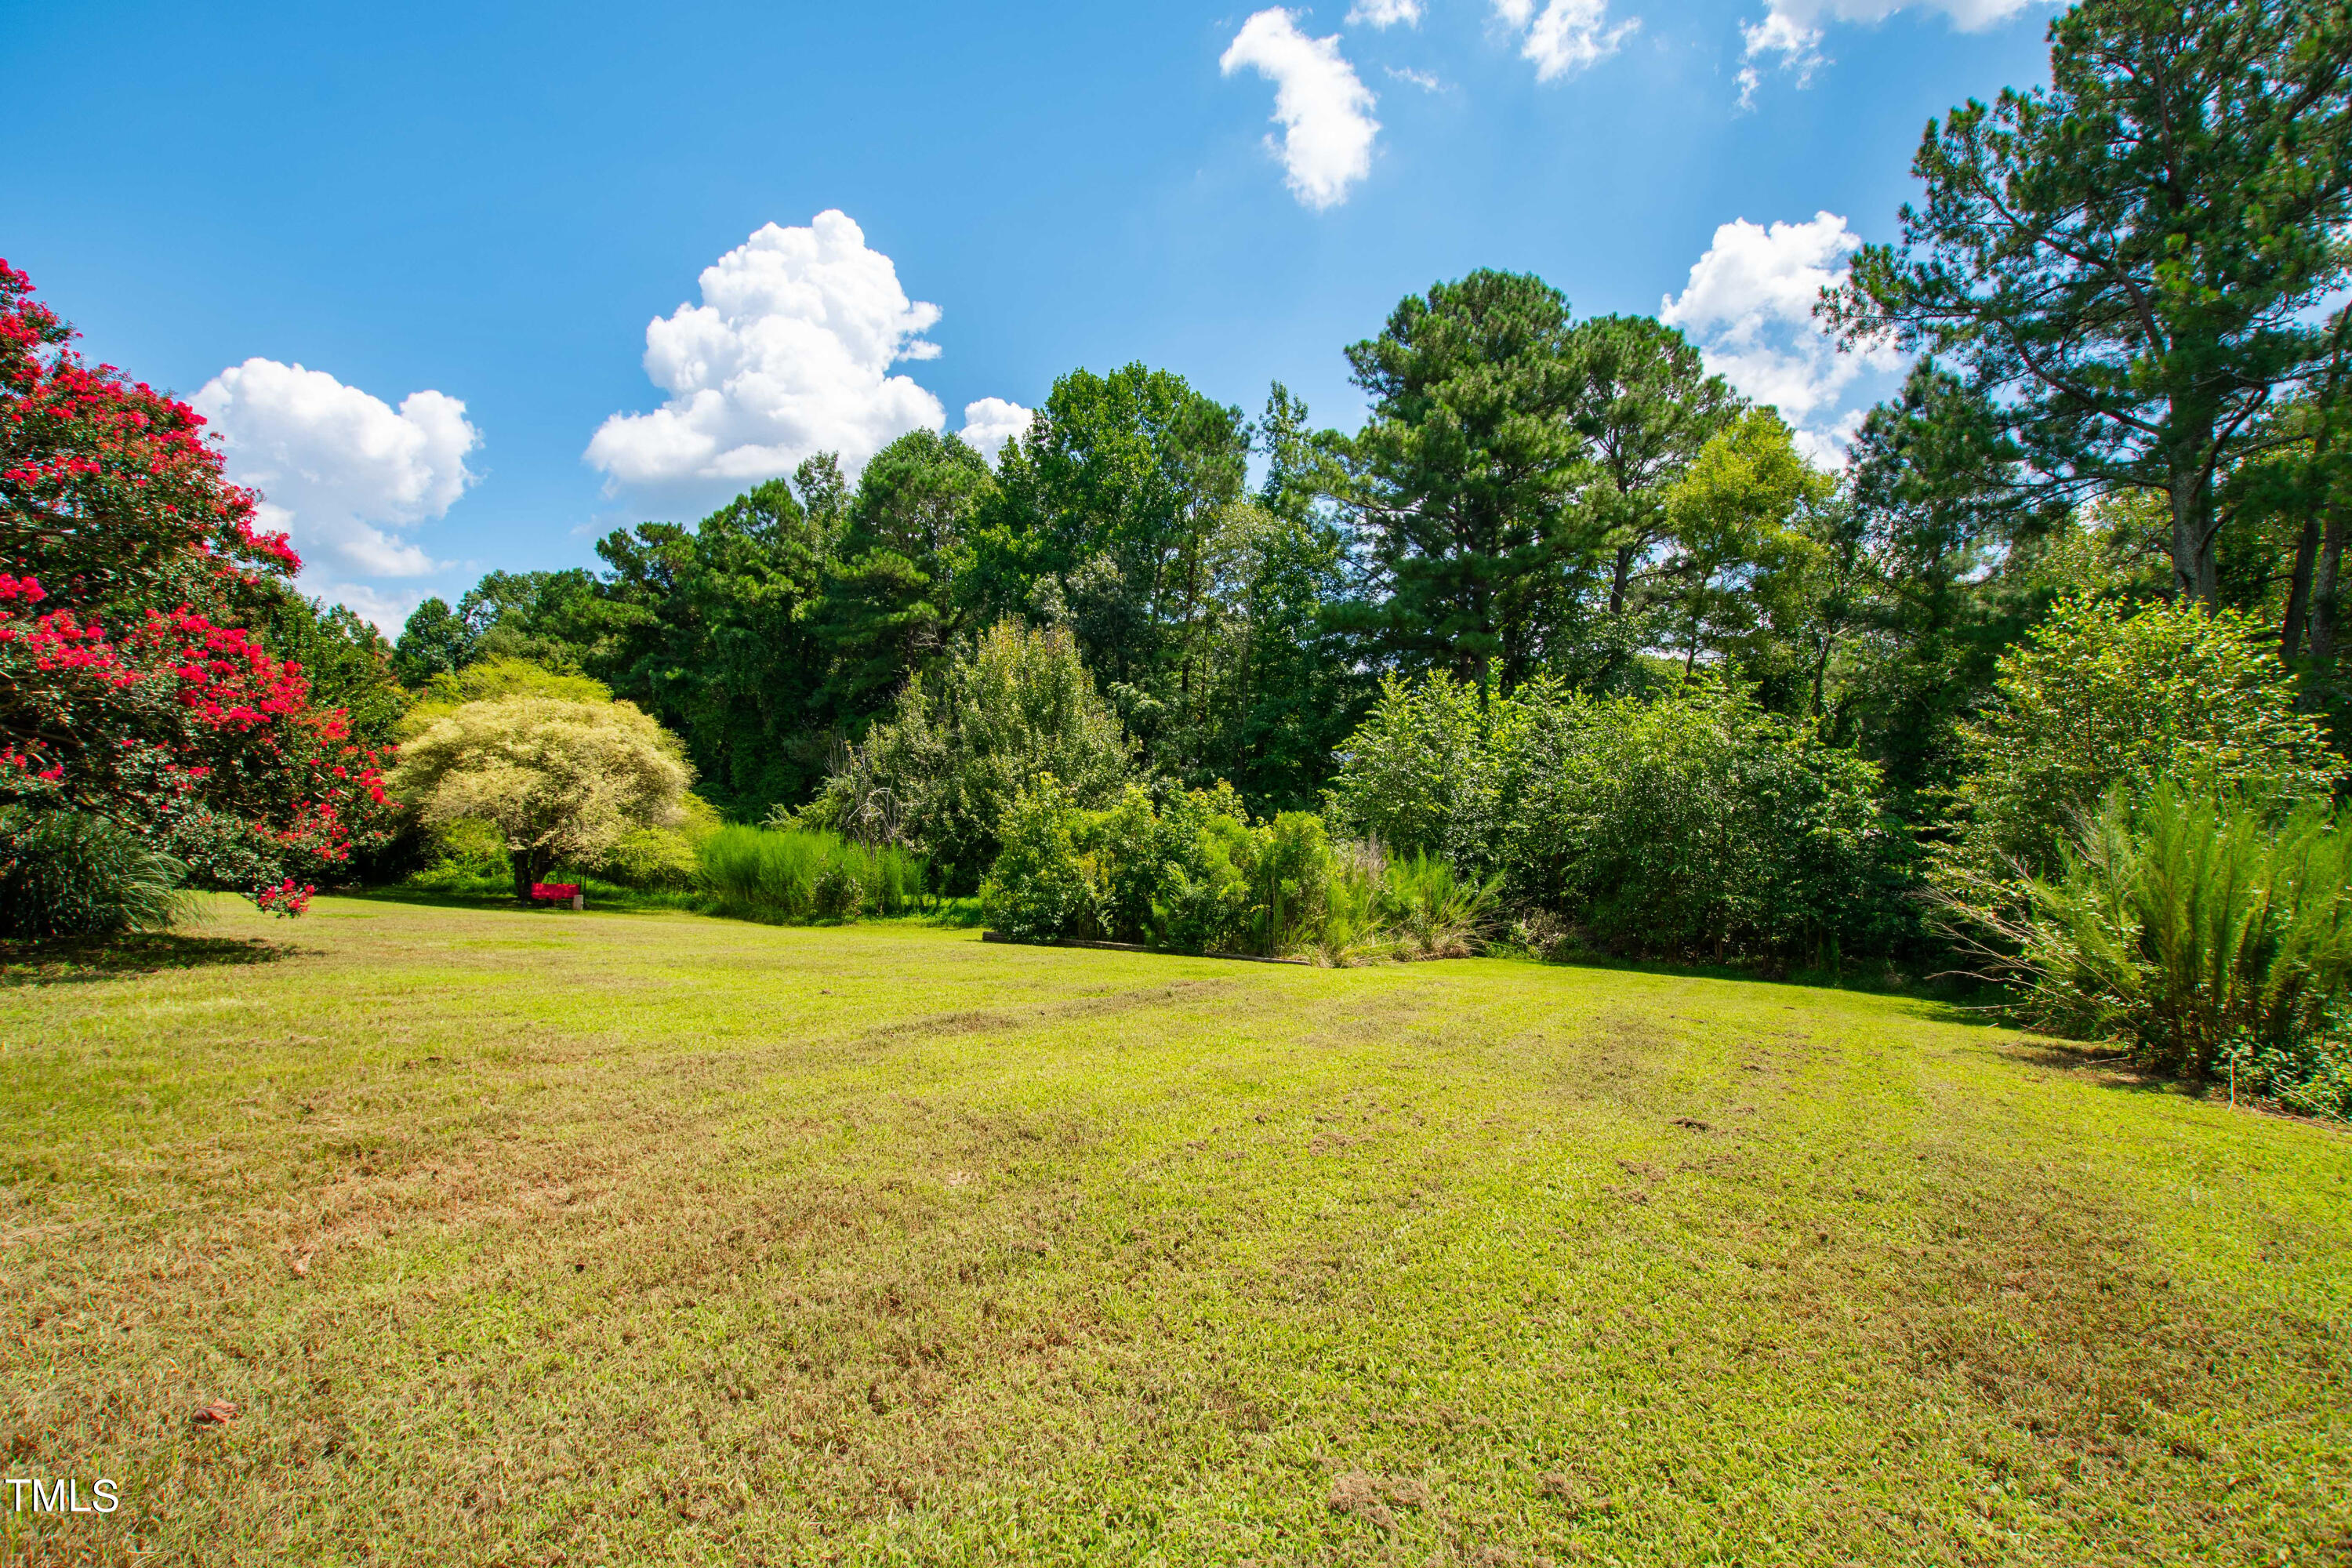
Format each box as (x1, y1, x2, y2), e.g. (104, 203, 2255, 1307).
(1523, 947, 2013, 1015)
(342, 882, 988, 928)
(0, 931, 307, 987)
(340, 884, 707, 916)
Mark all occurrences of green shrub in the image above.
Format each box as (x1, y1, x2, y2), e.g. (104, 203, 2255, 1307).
(696, 826, 927, 924)
(1322, 671, 1518, 871)
(1939, 595, 2343, 895)
(811, 862, 866, 921)
(807, 620, 1135, 895)
(1329, 671, 1915, 961)
(981, 779, 1486, 962)
(0, 808, 192, 939)
(1512, 679, 1915, 961)
(979, 776, 1103, 942)
(1991, 782, 2352, 1116)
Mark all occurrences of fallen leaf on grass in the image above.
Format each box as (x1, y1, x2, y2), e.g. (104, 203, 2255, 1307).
(194, 1400, 238, 1427)
(289, 1254, 310, 1277)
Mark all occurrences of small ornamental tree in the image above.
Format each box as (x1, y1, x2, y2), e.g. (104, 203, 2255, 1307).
(0, 262, 396, 911)
(387, 695, 692, 899)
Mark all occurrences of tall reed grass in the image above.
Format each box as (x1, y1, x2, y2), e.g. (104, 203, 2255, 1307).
(696, 826, 927, 924)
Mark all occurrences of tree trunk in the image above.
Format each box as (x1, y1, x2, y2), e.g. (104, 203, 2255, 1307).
(1809, 632, 1838, 719)
(2282, 511, 2321, 660)
(1608, 544, 1635, 615)
(510, 846, 550, 902)
(2307, 504, 2346, 699)
(2169, 450, 2220, 607)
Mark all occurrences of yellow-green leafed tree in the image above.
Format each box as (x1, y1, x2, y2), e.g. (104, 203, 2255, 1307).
(387, 694, 692, 900)
(396, 656, 616, 736)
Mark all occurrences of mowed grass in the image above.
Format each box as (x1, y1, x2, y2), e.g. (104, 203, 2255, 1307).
(3, 898, 2349, 1566)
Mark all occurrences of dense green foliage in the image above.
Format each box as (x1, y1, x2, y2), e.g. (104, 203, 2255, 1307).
(1327, 671, 1915, 961)
(980, 778, 1334, 955)
(978, 777, 1494, 962)
(0, 807, 191, 939)
(807, 619, 1134, 894)
(1936, 597, 2344, 893)
(1995, 782, 2352, 1116)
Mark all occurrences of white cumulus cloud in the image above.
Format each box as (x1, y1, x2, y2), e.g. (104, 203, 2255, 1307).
(191, 359, 479, 625)
(586, 212, 949, 508)
(1494, 0, 1639, 80)
(958, 397, 1034, 465)
(1348, 0, 1424, 26)
(1740, 0, 2032, 102)
(1221, 10, 1381, 211)
(1661, 211, 1904, 461)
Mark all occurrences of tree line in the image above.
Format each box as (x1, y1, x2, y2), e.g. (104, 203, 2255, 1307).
(354, 0, 2350, 840)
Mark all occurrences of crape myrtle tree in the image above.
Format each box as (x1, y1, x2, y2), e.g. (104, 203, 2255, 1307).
(1825, 0, 2352, 608)
(0, 261, 396, 910)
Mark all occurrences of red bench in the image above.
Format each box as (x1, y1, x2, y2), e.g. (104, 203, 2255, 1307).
(529, 882, 582, 907)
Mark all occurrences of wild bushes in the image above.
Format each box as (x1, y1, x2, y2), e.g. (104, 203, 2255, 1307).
(0, 808, 192, 939)
(695, 826, 927, 924)
(1327, 671, 1915, 961)
(980, 779, 1493, 961)
(1936, 596, 2345, 901)
(1916, 600, 2352, 1116)
(801, 620, 1134, 894)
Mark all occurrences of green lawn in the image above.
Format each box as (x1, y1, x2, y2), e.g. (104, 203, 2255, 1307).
(4, 896, 2348, 1566)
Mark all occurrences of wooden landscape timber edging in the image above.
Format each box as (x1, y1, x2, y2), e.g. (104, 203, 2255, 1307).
(979, 931, 1309, 966)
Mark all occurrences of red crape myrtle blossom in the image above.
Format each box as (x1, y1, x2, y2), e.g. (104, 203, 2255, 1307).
(254, 878, 314, 917)
(0, 262, 397, 902)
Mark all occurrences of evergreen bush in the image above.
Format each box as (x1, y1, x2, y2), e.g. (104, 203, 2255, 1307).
(1982, 782, 2352, 1116)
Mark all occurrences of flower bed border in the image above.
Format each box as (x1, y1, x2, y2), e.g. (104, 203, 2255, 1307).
(979, 931, 1308, 966)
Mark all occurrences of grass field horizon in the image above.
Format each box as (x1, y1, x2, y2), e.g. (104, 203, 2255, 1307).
(5, 895, 2348, 1565)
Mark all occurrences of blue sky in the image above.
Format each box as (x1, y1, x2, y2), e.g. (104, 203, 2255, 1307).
(5, 0, 2056, 627)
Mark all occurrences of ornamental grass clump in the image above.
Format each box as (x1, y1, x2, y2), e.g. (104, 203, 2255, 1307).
(695, 826, 927, 924)
(1983, 782, 2352, 1118)
(0, 807, 194, 939)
